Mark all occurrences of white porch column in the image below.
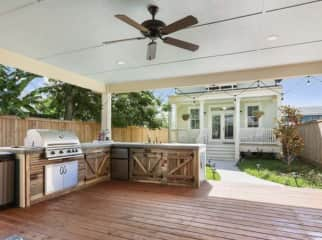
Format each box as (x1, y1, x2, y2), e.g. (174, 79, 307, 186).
(234, 97, 240, 162)
(170, 104, 177, 142)
(199, 100, 205, 143)
(170, 104, 177, 129)
(101, 91, 112, 132)
(276, 95, 282, 125)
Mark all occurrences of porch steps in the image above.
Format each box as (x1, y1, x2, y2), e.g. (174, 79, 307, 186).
(207, 143, 235, 162)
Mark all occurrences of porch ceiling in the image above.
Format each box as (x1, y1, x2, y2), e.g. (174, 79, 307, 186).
(1, 0, 322, 92)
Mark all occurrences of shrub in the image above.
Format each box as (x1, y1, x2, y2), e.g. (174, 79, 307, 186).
(274, 106, 304, 166)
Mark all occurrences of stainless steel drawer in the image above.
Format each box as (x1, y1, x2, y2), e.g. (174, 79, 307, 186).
(111, 148, 128, 159)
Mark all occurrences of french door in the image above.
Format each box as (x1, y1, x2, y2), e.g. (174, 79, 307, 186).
(210, 111, 234, 142)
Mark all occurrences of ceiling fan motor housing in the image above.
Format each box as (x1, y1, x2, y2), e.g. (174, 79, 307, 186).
(113, 4, 199, 60)
(141, 19, 166, 39)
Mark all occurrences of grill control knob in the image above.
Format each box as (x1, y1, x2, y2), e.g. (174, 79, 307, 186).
(59, 150, 64, 154)
(67, 149, 71, 153)
(75, 149, 78, 152)
(51, 151, 55, 155)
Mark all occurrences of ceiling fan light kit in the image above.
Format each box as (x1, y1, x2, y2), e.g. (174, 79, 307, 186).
(112, 5, 199, 61)
(147, 41, 157, 61)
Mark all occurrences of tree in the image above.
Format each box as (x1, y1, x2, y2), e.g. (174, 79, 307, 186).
(112, 91, 165, 129)
(274, 106, 304, 166)
(0, 65, 168, 127)
(0, 65, 42, 118)
(36, 80, 101, 121)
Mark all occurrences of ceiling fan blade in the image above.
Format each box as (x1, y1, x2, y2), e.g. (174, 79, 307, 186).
(102, 37, 146, 45)
(163, 37, 199, 51)
(161, 15, 198, 35)
(115, 14, 150, 33)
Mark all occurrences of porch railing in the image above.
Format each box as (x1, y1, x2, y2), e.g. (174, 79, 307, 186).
(240, 128, 276, 144)
(169, 129, 200, 143)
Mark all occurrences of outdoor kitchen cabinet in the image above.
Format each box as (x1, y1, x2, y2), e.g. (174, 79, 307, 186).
(83, 146, 111, 182)
(9, 145, 111, 208)
(45, 161, 78, 195)
(25, 152, 86, 207)
(129, 147, 202, 187)
(0, 142, 205, 208)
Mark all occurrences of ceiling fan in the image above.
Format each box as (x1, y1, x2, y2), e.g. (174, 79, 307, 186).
(103, 5, 199, 61)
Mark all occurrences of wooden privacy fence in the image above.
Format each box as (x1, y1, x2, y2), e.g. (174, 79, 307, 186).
(298, 120, 322, 167)
(112, 126, 168, 143)
(0, 115, 100, 146)
(0, 115, 168, 147)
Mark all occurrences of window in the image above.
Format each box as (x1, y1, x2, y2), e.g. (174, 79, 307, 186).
(247, 105, 259, 128)
(190, 108, 200, 129)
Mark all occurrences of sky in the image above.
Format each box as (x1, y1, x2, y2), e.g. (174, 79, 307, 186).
(22, 75, 322, 107)
(281, 76, 322, 107)
(153, 75, 322, 107)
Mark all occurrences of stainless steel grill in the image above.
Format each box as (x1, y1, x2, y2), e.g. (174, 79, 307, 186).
(24, 129, 83, 160)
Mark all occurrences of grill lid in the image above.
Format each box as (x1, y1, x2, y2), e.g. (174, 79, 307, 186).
(24, 129, 80, 147)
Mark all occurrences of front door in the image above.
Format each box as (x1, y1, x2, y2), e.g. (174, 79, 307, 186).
(210, 111, 234, 142)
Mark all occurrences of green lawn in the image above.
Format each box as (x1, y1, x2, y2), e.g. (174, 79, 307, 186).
(206, 166, 221, 181)
(238, 158, 322, 189)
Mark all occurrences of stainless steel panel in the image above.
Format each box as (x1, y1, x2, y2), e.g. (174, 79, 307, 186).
(45, 161, 79, 195)
(63, 161, 78, 189)
(111, 158, 129, 180)
(45, 164, 64, 195)
(111, 148, 128, 159)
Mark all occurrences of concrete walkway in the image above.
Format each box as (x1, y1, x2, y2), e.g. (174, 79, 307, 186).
(205, 161, 322, 209)
(213, 160, 281, 186)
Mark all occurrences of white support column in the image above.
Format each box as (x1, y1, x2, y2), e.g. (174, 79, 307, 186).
(199, 100, 205, 144)
(234, 97, 241, 162)
(171, 104, 177, 130)
(101, 91, 112, 133)
(276, 94, 282, 125)
(170, 104, 177, 142)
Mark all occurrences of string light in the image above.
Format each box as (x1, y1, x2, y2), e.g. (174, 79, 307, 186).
(175, 76, 322, 103)
(306, 76, 312, 86)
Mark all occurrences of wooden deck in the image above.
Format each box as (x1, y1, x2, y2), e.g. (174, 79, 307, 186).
(1, 181, 322, 240)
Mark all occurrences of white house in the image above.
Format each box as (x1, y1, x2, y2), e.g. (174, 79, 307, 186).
(168, 80, 282, 162)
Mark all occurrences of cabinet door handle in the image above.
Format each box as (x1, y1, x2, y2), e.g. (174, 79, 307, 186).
(60, 166, 64, 175)
(64, 166, 67, 175)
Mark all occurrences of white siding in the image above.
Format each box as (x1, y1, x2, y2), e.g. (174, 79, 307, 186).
(175, 96, 278, 130)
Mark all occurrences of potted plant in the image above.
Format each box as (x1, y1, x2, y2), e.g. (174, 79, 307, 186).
(254, 110, 264, 120)
(182, 114, 190, 121)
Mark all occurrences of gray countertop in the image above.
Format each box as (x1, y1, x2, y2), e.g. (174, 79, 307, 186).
(0, 146, 44, 154)
(111, 142, 205, 149)
(0, 142, 205, 154)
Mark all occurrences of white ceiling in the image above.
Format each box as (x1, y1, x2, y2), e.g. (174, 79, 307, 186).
(1, 0, 322, 86)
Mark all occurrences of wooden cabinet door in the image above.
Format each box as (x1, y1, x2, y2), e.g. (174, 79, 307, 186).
(84, 154, 97, 180)
(84, 151, 110, 181)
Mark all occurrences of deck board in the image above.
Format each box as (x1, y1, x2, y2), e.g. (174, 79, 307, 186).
(0, 181, 322, 240)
